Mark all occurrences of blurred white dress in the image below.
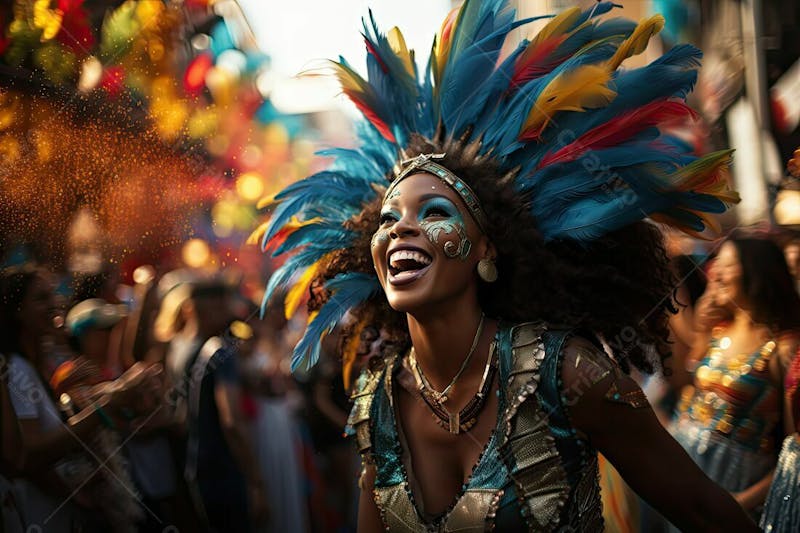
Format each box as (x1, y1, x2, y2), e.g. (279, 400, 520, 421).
(245, 350, 308, 533)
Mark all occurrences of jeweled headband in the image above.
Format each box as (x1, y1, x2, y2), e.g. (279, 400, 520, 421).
(385, 153, 489, 234)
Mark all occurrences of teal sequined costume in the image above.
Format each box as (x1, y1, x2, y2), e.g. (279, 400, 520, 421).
(348, 322, 605, 532)
(760, 348, 800, 532)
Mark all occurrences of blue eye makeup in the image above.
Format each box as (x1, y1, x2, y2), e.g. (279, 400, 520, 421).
(419, 197, 459, 220)
(379, 209, 400, 225)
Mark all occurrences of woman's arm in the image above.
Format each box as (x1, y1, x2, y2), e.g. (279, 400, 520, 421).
(15, 363, 161, 472)
(563, 338, 758, 532)
(732, 470, 774, 511)
(357, 461, 383, 533)
(15, 394, 115, 471)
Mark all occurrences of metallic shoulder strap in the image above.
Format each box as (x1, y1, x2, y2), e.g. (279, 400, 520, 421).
(346, 361, 385, 455)
(498, 322, 574, 531)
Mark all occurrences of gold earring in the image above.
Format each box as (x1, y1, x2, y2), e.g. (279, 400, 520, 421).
(477, 258, 498, 283)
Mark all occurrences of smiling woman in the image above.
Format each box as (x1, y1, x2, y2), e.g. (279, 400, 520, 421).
(256, 1, 758, 531)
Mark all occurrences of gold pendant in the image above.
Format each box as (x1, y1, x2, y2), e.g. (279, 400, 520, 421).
(448, 410, 460, 434)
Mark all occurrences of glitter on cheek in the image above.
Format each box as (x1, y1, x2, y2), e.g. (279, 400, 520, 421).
(371, 229, 389, 249)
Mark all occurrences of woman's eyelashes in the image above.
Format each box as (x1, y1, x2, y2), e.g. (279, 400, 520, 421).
(378, 198, 459, 227)
(419, 198, 458, 220)
(379, 210, 400, 226)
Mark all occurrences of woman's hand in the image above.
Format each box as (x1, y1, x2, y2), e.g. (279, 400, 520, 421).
(103, 363, 163, 415)
(694, 266, 732, 333)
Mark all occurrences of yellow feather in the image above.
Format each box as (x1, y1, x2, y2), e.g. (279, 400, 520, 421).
(606, 15, 664, 71)
(522, 65, 616, 134)
(651, 210, 721, 240)
(388, 27, 415, 78)
(332, 61, 370, 94)
(530, 7, 581, 47)
(667, 150, 740, 204)
(284, 262, 320, 320)
(342, 317, 368, 391)
(246, 221, 270, 246)
(247, 216, 322, 248)
(256, 192, 278, 209)
(434, 7, 461, 87)
(33, 0, 63, 41)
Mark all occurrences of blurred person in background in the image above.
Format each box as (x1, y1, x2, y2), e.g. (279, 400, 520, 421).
(0, 264, 162, 532)
(761, 344, 800, 531)
(299, 321, 354, 532)
(55, 298, 149, 531)
(120, 270, 200, 533)
(671, 235, 800, 527)
(238, 299, 308, 533)
(179, 280, 267, 532)
(1, 337, 25, 532)
(65, 298, 129, 380)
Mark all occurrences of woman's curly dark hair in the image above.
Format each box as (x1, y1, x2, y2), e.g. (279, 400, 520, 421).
(315, 134, 677, 374)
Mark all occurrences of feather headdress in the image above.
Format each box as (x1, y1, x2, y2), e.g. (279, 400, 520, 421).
(254, 1, 739, 372)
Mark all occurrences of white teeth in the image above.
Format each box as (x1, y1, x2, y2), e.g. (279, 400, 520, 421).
(389, 250, 432, 269)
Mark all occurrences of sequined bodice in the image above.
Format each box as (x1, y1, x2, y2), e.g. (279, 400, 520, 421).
(348, 323, 605, 532)
(677, 331, 780, 452)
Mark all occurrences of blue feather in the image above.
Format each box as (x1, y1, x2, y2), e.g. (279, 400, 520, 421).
(272, 225, 352, 258)
(261, 245, 334, 315)
(291, 273, 381, 371)
(443, 16, 550, 136)
(534, 66, 697, 151)
(485, 42, 618, 153)
(263, 171, 377, 247)
(570, 2, 622, 28)
(650, 44, 702, 69)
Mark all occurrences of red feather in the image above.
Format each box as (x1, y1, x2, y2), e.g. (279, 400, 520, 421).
(519, 125, 546, 142)
(363, 37, 389, 73)
(342, 90, 397, 143)
(539, 100, 697, 168)
(510, 36, 567, 90)
(264, 225, 296, 253)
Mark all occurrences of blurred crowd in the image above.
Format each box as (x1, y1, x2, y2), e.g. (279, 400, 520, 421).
(0, 263, 378, 533)
(3, 227, 800, 533)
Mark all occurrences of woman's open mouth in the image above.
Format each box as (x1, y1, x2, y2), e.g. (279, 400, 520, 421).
(387, 248, 432, 286)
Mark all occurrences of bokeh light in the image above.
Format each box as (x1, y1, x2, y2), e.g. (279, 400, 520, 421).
(236, 172, 265, 202)
(181, 238, 211, 268)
